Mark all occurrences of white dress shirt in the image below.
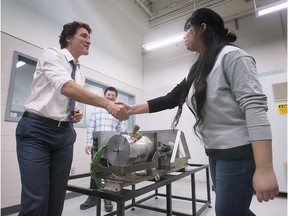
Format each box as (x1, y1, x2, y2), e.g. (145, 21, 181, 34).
(25, 47, 85, 121)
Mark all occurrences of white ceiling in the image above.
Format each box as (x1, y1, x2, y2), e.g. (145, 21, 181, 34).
(2, 0, 285, 50)
(133, 0, 282, 29)
(3, 0, 283, 35)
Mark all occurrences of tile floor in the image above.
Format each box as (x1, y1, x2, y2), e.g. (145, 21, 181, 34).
(60, 180, 287, 216)
(6, 178, 287, 216)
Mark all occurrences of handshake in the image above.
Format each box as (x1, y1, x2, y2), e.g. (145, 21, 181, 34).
(106, 101, 133, 121)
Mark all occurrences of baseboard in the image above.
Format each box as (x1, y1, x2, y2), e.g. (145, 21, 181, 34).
(1, 192, 82, 215)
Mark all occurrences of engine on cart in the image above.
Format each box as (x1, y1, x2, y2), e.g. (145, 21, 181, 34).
(90, 125, 191, 192)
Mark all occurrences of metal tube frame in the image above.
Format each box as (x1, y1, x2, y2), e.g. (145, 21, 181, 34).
(67, 164, 211, 216)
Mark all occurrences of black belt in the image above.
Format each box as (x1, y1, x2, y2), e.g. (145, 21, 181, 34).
(23, 111, 70, 128)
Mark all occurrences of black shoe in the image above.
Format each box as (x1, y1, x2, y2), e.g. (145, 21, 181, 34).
(104, 200, 113, 212)
(80, 197, 97, 210)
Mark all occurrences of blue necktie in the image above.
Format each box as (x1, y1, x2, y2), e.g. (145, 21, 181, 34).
(69, 61, 76, 116)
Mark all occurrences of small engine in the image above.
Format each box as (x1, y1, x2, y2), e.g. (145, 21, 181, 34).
(90, 125, 191, 192)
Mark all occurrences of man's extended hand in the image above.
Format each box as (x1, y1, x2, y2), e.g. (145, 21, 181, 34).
(107, 102, 128, 121)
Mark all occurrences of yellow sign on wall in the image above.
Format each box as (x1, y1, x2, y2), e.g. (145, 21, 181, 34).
(278, 104, 287, 115)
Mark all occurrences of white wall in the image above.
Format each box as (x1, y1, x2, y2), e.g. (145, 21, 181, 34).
(138, 10, 287, 190)
(1, 0, 148, 89)
(260, 72, 287, 193)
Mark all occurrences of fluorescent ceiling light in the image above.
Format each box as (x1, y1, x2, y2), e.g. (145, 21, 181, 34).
(142, 32, 185, 51)
(255, 0, 288, 17)
(16, 61, 26, 68)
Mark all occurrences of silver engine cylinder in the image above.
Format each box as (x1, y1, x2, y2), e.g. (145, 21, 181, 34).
(106, 134, 155, 166)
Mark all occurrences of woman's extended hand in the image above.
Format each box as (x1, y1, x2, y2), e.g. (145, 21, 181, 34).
(115, 102, 133, 115)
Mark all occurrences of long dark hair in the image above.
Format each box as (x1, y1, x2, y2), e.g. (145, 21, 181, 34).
(172, 8, 237, 138)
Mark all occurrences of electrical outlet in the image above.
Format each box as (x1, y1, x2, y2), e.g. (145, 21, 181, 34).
(70, 167, 75, 175)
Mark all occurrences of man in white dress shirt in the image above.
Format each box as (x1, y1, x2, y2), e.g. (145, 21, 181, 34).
(16, 21, 128, 216)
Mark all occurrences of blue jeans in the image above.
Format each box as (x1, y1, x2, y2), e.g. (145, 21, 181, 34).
(16, 116, 76, 216)
(209, 157, 256, 216)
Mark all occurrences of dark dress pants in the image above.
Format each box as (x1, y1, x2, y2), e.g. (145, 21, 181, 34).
(16, 116, 76, 216)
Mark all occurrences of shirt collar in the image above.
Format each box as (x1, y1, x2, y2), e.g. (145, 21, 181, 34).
(61, 48, 80, 68)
